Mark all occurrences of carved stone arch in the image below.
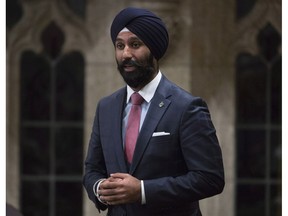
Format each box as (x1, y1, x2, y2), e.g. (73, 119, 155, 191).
(234, 0, 281, 56)
(54, 0, 92, 52)
(8, 0, 91, 57)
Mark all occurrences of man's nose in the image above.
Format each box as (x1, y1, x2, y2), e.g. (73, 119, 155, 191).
(122, 46, 132, 59)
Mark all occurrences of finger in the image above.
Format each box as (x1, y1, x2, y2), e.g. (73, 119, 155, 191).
(99, 186, 123, 196)
(110, 173, 129, 179)
(100, 181, 120, 189)
(100, 193, 127, 205)
(107, 176, 122, 182)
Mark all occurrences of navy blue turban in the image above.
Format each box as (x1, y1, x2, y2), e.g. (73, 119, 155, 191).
(110, 7, 169, 60)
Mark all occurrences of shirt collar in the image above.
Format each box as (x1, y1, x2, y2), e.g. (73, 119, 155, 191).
(126, 71, 162, 104)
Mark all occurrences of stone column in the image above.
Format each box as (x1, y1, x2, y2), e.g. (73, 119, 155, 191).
(190, 1, 235, 215)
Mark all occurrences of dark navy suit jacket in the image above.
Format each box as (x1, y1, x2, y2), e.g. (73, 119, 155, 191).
(83, 75, 225, 216)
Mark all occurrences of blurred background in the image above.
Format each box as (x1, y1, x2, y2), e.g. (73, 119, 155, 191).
(6, 0, 282, 215)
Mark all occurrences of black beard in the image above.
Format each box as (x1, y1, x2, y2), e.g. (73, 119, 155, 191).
(117, 54, 155, 89)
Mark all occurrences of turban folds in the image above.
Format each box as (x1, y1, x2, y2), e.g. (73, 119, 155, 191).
(110, 7, 169, 60)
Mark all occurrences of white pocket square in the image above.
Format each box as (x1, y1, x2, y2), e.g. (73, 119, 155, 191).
(152, 132, 170, 137)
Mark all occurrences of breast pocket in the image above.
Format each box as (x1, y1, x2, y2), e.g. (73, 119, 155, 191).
(146, 134, 179, 159)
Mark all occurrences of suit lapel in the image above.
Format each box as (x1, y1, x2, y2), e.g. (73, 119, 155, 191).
(129, 77, 172, 174)
(112, 89, 129, 173)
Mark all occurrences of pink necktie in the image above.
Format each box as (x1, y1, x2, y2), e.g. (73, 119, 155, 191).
(125, 92, 144, 163)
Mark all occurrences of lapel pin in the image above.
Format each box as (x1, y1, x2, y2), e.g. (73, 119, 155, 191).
(159, 101, 164, 107)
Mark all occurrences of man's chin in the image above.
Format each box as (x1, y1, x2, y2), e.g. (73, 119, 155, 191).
(124, 79, 141, 89)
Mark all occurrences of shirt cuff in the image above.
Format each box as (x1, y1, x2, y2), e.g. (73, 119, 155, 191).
(93, 179, 107, 205)
(141, 180, 146, 205)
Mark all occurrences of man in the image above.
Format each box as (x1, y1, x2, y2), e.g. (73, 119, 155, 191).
(83, 7, 225, 216)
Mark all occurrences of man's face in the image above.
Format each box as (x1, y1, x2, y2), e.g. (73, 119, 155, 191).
(115, 31, 157, 90)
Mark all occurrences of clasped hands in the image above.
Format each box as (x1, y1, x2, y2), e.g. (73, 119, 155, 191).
(98, 173, 141, 205)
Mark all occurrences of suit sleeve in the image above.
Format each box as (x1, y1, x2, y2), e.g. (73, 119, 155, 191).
(82, 102, 108, 211)
(144, 97, 225, 206)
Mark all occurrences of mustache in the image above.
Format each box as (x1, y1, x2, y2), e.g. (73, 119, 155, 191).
(118, 59, 143, 68)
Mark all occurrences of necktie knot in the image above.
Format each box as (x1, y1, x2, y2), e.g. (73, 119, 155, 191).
(131, 92, 144, 105)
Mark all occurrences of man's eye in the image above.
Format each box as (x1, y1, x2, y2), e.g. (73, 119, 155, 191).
(116, 43, 124, 49)
(132, 42, 140, 48)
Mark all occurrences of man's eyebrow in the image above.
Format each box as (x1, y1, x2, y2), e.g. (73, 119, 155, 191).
(128, 37, 143, 43)
(115, 38, 124, 42)
(129, 36, 141, 41)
